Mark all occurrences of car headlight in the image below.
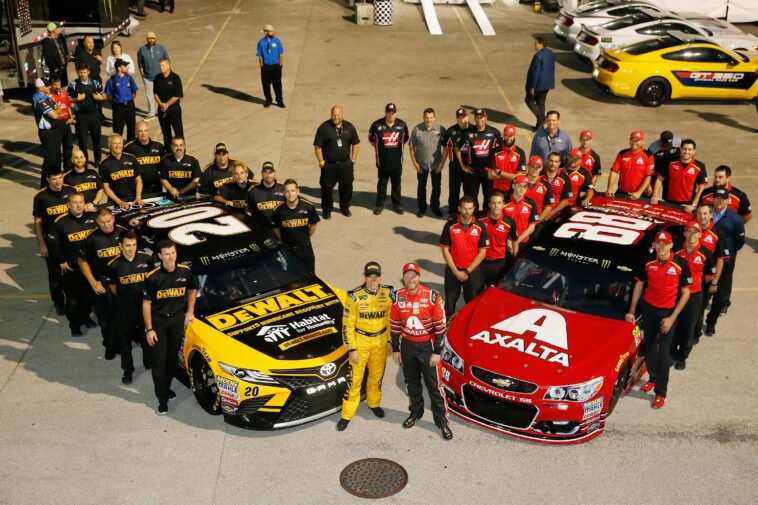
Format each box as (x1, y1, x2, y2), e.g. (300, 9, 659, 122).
(441, 339, 465, 375)
(218, 362, 279, 385)
(544, 377, 603, 402)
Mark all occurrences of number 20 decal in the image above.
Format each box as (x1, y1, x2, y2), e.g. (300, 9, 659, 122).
(553, 211, 655, 245)
(147, 207, 251, 246)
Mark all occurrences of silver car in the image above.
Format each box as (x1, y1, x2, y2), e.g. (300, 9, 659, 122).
(553, 0, 669, 44)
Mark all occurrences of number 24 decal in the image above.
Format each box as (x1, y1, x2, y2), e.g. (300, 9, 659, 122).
(554, 211, 655, 245)
(147, 207, 250, 246)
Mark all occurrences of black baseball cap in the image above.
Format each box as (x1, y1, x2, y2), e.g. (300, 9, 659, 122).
(385, 103, 397, 113)
(474, 108, 487, 117)
(713, 186, 730, 199)
(364, 261, 381, 276)
(455, 107, 468, 118)
(660, 131, 674, 146)
(214, 143, 228, 154)
(114, 58, 128, 69)
(261, 161, 275, 172)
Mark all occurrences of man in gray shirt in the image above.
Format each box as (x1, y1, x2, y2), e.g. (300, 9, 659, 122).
(410, 108, 447, 218)
(137, 31, 170, 118)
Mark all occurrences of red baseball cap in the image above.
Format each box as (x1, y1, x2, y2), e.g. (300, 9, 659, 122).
(685, 220, 702, 232)
(630, 130, 644, 141)
(403, 262, 421, 275)
(580, 130, 592, 139)
(513, 174, 528, 185)
(654, 231, 673, 244)
(528, 155, 543, 168)
(503, 124, 517, 136)
(569, 148, 583, 159)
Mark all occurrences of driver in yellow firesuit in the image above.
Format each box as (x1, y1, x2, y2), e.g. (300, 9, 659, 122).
(336, 261, 394, 431)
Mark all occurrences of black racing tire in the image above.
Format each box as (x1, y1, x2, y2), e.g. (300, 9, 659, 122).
(607, 363, 629, 416)
(636, 77, 670, 107)
(189, 354, 221, 415)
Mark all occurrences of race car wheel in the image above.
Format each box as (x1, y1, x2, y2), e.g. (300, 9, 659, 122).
(637, 78, 670, 107)
(608, 363, 629, 416)
(190, 355, 221, 415)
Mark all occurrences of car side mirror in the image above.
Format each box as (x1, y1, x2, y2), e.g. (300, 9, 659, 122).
(728, 59, 738, 66)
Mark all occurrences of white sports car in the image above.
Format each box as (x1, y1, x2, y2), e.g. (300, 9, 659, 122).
(554, 1, 669, 44)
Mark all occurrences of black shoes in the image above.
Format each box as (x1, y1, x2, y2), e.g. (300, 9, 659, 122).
(54, 304, 65, 316)
(705, 324, 716, 336)
(431, 208, 443, 217)
(416, 209, 425, 218)
(370, 406, 385, 418)
(402, 416, 417, 429)
(341, 208, 352, 217)
(122, 371, 133, 385)
(276, 101, 286, 108)
(373, 207, 384, 216)
(394, 206, 405, 215)
(336, 418, 350, 431)
(264, 101, 272, 108)
(441, 426, 453, 441)
(322, 211, 332, 220)
(674, 360, 686, 370)
(168, 389, 176, 400)
(70, 326, 82, 337)
(105, 348, 116, 360)
(157, 403, 168, 415)
(83, 317, 97, 329)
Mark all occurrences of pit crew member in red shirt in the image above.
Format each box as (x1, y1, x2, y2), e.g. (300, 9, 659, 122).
(523, 155, 555, 221)
(489, 124, 526, 194)
(504, 174, 539, 247)
(478, 191, 518, 287)
(651, 139, 707, 212)
(542, 151, 574, 220)
(605, 130, 654, 200)
(565, 148, 595, 206)
(578, 129, 602, 184)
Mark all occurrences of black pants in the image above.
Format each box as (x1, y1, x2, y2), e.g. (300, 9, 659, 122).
(672, 291, 702, 361)
(61, 269, 93, 330)
(400, 339, 448, 429)
(706, 256, 736, 327)
(115, 299, 146, 373)
(695, 288, 712, 338)
(525, 90, 549, 127)
(448, 163, 463, 215)
(444, 267, 482, 317)
(292, 243, 315, 274)
(376, 166, 402, 208)
(75, 111, 102, 165)
(462, 169, 491, 211)
(480, 258, 506, 288)
(158, 105, 183, 147)
(260, 64, 283, 104)
(93, 289, 114, 350)
(39, 127, 63, 175)
(320, 161, 354, 213)
(417, 169, 441, 212)
(112, 101, 136, 141)
(44, 255, 65, 307)
(642, 301, 677, 398)
(150, 313, 184, 405)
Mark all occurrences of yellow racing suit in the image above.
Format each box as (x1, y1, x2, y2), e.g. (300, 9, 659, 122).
(340, 283, 393, 420)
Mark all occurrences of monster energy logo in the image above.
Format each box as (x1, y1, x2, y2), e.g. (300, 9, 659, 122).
(600, 259, 611, 269)
(199, 256, 210, 266)
(549, 248, 559, 256)
(249, 243, 260, 252)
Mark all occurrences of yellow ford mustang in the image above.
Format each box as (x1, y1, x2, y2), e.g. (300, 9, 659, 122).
(115, 199, 349, 429)
(592, 35, 758, 106)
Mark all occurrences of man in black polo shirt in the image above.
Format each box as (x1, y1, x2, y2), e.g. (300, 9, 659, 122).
(456, 109, 502, 211)
(248, 161, 285, 227)
(101, 134, 142, 209)
(214, 162, 254, 209)
(626, 230, 692, 409)
(64, 149, 104, 211)
(314, 105, 360, 219)
(68, 64, 106, 165)
(47, 192, 98, 336)
(153, 58, 184, 147)
(441, 108, 471, 218)
(159, 136, 201, 199)
(439, 195, 489, 317)
(198, 143, 253, 198)
(110, 230, 153, 384)
(369, 103, 409, 215)
(699, 165, 752, 223)
(78, 208, 126, 358)
(34, 167, 75, 313)
(143, 239, 198, 415)
(124, 121, 165, 196)
(272, 179, 320, 273)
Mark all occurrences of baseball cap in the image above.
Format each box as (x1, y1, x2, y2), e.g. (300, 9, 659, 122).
(364, 261, 382, 276)
(580, 129, 592, 139)
(630, 130, 644, 141)
(146, 31, 156, 39)
(660, 131, 674, 145)
(385, 103, 397, 113)
(503, 125, 517, 136)
(713, 186, 730, 199)
(528, 155, 543, 168)
(46, 22, 58, 33)
(403, 262, 421, 275)
(474, 108, 487, 117)
(261, 161, 275, 172)
(34, 77, 47, 88)
(114, 58, 128, 69)
(513, 174, 528, 185)
(214, 143, 228, 154)
(263, 24, 274, 32)
(654, 231, 673, 244)
(455, 107, 468, 118)
(685, 220, 701, 232)
(569, 148, 583, 159)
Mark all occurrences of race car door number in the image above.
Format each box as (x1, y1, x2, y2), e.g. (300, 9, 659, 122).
(553, 211, 654, 245)
(147, 207, 251, 246)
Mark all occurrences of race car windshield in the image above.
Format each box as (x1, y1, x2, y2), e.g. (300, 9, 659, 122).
(497, 250, 633, 320)
(194, 247, 312, 314)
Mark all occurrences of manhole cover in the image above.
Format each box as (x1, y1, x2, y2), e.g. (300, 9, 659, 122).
(340, 458, 408, 499)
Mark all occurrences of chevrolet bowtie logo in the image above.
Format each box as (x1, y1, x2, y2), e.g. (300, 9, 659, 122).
(492, 377, 513, 388)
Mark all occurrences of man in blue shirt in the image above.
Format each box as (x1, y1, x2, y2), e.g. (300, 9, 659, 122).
(525, 36, 555, 130)
(530, 110, 572, 166)
(256, 24, 285, 108)
(105, 59, 139, 141)
(137, 31, 170, 118)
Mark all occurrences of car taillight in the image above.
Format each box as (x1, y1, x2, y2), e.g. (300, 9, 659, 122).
(563, 18, 574, 27)
(586, 36, 599, 46)
(606, 62, 619, 72)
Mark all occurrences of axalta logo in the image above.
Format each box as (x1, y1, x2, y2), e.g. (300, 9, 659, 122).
(257, 325, 291, 342)
(469, 309, 570, 367)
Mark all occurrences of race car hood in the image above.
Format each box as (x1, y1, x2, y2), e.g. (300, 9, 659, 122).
(196, 278, 345, 361)
(447, 288, 633, 384)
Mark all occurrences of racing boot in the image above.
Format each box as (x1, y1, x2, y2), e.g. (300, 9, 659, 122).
(441, 425, 453, 441)
(370, 407, 385, 418)
(336, 419, 350, 431)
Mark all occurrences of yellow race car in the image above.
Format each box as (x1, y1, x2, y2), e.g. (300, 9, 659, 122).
(592, 35, 758, 106)
(115, 199, 349, 429)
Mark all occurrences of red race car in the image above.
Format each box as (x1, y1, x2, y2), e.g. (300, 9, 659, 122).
(441, 197, 693, 444)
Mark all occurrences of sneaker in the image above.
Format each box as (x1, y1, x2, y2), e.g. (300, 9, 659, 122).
(373, 207, 384, 216)
(276, 101, 286, 108)
(674, 360, 686, 371)
(157, 403, 168, 415)
(168, 389, 176, 400)
(393, 206, 405, 215)
(105, 348, 116, 360)
(416, 210, 425, 218)
(402, 416, 417, 429)
(704, 324, 716, 336)
(652, 396, 665, 409)
(322, 211, 332, 220)
(336, 418, 350, 431)
(440, 426, 453, 440)
(264, 101, 272, 108)
(121, 372, 133, 385)
(370, 406, 385, 418)
(431, 208, 443, 217)
(341, 209, 352, 217)
(640, 380, 655, 393)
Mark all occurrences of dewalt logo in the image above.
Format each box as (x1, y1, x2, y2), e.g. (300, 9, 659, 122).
(110, 170, 135, 180)
(97, 246, 122, 258)
(282, 218, 309, 228)
(138, 156, 161, 164)
(47, 204, 69, 216)
(168, 170, 193, 179)
(157, 287, 186, 299)
(74, 182, 98, 192)
(119, 273, 146, 285)
(257, 201, 281, 210)
(67, 230, 92, 242)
